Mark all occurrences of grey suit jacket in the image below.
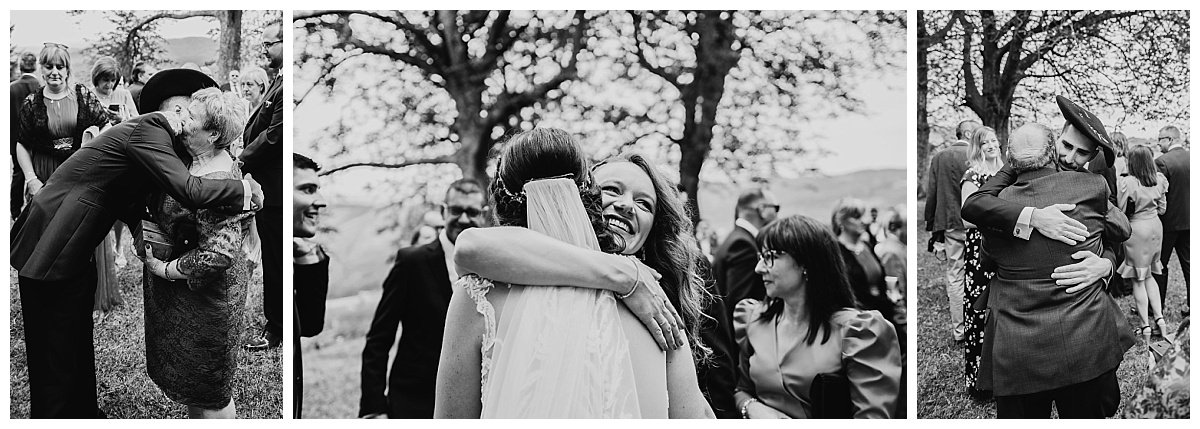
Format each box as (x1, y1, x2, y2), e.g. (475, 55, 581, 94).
(924, 141, 970, 232)
(1156, 147, 1189, 232)
(977, 167, 1134, 395)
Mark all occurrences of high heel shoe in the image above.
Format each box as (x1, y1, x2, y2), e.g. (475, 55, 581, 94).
(1154, 317, 1171, 343)
(1136, 325, 1152, 345)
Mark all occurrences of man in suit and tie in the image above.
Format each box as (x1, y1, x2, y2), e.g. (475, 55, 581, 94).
(10, 51, 40, 219)
(924, 120, 979, 342)
(1153, 125, 1189, 318)
(360, 179, 487, 418)
(11, 69, 256, 418)
(713, 188, 778, 317)
(243, 22, 286, 350)
(962, 99, 1134, 418)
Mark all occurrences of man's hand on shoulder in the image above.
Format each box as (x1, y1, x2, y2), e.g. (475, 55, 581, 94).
(1031, 204, 1087, 245)
(1052, 250, 1113, 293)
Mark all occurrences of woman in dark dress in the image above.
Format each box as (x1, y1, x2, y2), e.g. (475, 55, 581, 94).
(141, 88, 253, 418)
(15, 43, 120, 320)
(831, 198, 899, 331)
(958, 125, 1002, 399)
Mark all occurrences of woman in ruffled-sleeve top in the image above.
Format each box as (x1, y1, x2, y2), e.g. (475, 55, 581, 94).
(733, 215, 902, 419)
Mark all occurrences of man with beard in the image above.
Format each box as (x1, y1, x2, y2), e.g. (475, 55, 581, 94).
(243, 22, 286, 350)
(962, 97, 1134, 418)
(360, 179, 488, 418)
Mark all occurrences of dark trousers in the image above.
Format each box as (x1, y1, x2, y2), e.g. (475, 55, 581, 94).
(995, 367, 1119, 418)
(18, 271, 101, 418)
(257, 205, 283, 338)
(12, 169, 25, 219)
(1154, 229, 1190, 311)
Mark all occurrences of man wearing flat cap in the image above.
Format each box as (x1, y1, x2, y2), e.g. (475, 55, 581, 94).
(10, 68, 259, 418)
(961, 97, 1133, 418)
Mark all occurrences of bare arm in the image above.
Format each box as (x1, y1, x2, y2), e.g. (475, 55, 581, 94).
(432, 286, 484, 419)
(666, 335, 715, 419)
(455, 227, 686, 350)
(15, 143, 41, 195)
(960, 181, 979, 229)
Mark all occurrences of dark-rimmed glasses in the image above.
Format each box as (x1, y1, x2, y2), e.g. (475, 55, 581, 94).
(43, 42, 69, 50)
(446, 205, 484, 218)
(758, 250, 786, 268)
(262, 40, 282, 50)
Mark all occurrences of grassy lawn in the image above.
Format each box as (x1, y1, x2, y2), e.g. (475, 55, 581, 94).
(10, 255, 283, 419)
(915, 201, 1189, 419)
(300, 289, 382, 418)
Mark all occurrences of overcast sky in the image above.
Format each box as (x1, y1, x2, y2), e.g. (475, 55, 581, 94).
(10, 10, 219, 49)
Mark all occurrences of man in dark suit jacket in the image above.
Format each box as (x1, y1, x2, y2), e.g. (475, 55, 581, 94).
(293, 153, 329, 418)
(10, 52, 40, 219)
(1154, 125, 1189, 314)
(10, 69, 254, 418)
(243, 22, 287, 350)
(713, 188, 778, 319)
(963, 102, 1134, 418)
(360, 179, 487, 418)
(924, 120, 978, 341)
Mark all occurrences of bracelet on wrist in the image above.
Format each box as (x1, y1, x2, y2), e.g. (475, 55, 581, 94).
(739, 397, 759, 419)
(616, 256, 640, 300)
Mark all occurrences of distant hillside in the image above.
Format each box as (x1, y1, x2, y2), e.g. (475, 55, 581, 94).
(165, 37, 216, 66)
(316, 168, 906, 300)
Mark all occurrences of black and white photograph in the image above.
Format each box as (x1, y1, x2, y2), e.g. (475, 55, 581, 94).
(915, 10, 1190, 419)
(292, 10, 907, 419)
(8, 10, 284, 418)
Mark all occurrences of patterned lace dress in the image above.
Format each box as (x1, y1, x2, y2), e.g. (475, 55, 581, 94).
(961, 168, 995, 392)
(143, 167, 254, 409)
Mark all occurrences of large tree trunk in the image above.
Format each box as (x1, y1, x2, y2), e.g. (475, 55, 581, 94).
(676, 11, 739, 227)
(217, 11, 242, 85)
(916, 11, 930, 200)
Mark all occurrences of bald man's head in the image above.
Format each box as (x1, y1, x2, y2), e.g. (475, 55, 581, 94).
(1007, 123, 1054, 172)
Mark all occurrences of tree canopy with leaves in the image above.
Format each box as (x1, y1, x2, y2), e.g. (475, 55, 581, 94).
(917, 10, 1189, 187)
(294, 10, 905, 224)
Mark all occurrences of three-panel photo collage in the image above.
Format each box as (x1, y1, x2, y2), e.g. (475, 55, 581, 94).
(2, 8, 1193, 421)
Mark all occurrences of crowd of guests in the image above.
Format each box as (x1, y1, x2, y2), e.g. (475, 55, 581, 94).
(10, 23, 285, 418)
(925, 109, 1190, 417)
(292, 142, 906, 418)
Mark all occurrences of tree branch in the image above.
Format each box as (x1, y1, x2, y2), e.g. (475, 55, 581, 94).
(124, 11, 219, 59)
(629, 12, 683, 90)
(486, 11, 588, 125)
(320, 154, 456, 176)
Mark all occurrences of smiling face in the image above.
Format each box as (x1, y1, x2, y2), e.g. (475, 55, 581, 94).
(594, 161, 657, 255)
(755, 248, 802, 300)
(980, 133, 1001, 161)
(1055, 124, 1099, 171)
(293, 167, 325, 237)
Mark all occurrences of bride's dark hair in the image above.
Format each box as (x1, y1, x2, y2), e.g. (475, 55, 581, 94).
(489, 128, 617, 252)
(593, 153, 714, 363)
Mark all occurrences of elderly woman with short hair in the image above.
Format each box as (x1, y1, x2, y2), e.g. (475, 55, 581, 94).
(141, 87, 254, 419)
(238, 66, 269, 111)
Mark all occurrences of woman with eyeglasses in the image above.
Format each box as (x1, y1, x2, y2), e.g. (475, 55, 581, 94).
(831, 198, 900, 337)
(733, 215, 901, 418)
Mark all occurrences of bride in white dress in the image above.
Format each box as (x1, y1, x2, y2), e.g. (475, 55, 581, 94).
(434, 128, 713, 418)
